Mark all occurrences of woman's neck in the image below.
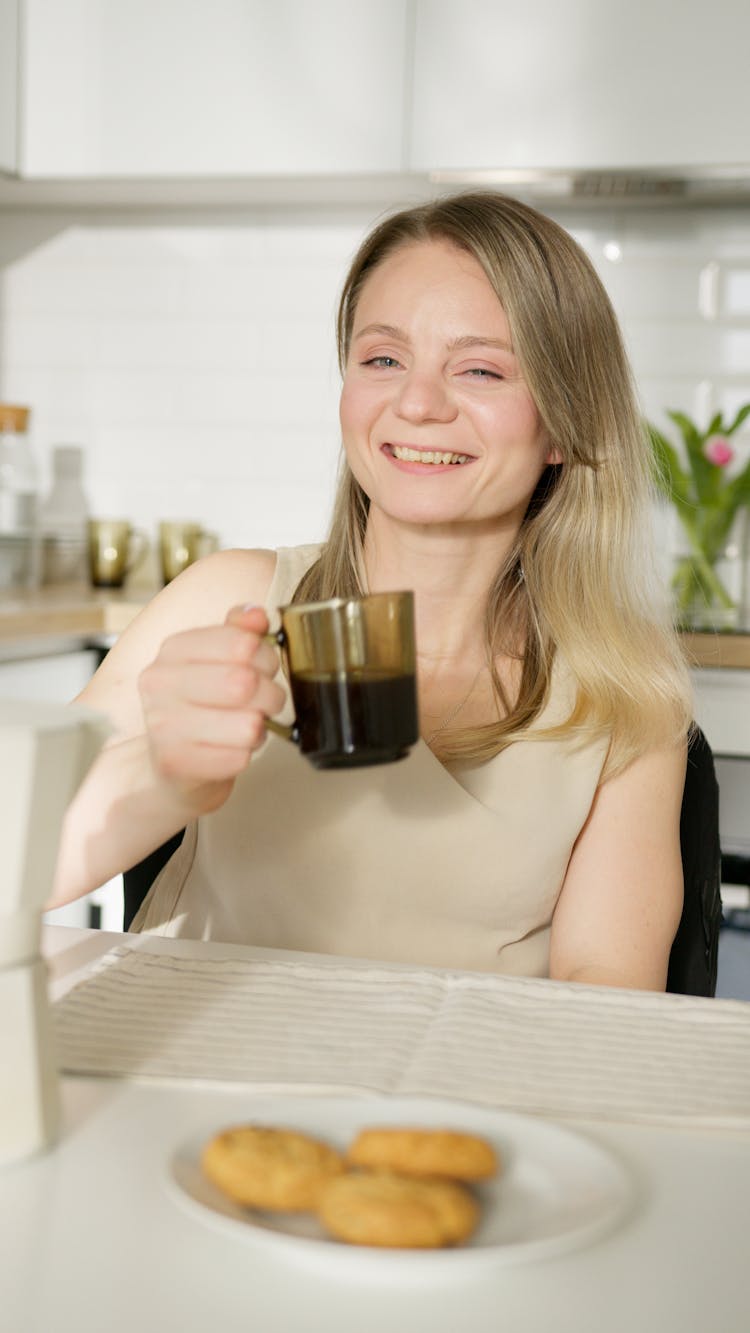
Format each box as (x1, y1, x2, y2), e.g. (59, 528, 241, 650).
(362, 510, 518, 662)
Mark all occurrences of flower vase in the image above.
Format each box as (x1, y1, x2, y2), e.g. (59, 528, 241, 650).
(671, 507, 749, 631)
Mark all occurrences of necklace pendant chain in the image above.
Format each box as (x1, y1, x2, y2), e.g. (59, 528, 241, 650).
(424, 662, 488, 746)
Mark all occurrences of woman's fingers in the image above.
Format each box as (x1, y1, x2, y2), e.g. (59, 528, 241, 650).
(137, 609, 286, 802)
(146, 695, 269, 749)
(148, 716, 267, 783)
(141, 659, 284, 714)
(224, 603, 270, 635)
(155, 618, 281, 680)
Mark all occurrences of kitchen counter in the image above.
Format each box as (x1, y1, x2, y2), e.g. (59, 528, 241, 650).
(1, 586, 750, 667)
(0, 584, 154, 645)
(680, 631, 750, 669)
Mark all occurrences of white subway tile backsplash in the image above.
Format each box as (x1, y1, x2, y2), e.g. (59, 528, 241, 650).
(724, 268, 750, 317)
(622, 320, 750, 381)
(635, 378, 714, 428)
(719, 387, 750, 425)
(260, 222, 364, 262)
(698, 263, 721, 322)
(1, 201, 750, 559)
(721, 329, 750, 376)
(598, 207, 750, 258)
(595, 260, 709, 320)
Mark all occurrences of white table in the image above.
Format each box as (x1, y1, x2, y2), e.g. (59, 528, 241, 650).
(1, 927, 749, 1333)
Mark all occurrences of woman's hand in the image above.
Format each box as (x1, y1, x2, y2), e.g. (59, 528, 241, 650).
(137, 604, 286, 817)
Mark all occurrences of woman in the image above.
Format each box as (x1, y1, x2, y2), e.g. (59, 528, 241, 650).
(51, 191, 692, 988)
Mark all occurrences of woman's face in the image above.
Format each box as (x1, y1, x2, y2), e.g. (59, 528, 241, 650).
(339, 238, 560, 533)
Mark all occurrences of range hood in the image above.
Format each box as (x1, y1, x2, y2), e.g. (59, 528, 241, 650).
(1, 165, 749, 213)
(429, 165, 750, 207)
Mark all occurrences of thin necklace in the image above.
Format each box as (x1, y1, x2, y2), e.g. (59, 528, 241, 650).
(424, 663, 489, 746)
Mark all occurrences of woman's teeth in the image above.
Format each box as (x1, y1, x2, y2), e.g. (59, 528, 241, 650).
(390, 446, 471, 465)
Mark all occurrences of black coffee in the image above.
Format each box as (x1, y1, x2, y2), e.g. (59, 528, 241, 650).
(289, 669, 418, 769)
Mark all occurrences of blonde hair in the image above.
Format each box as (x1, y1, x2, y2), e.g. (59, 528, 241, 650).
(295, 191, 692, 775)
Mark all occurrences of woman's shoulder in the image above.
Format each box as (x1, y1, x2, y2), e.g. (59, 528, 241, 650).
(81, 542, 324, 693)
(179, 541, 324, 613)
(76, 547, 280, 728)
(135, 546, 280, 637)
(171, 545, 279, 613)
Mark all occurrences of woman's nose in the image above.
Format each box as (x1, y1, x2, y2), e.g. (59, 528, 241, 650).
(393, 369, 457, 424)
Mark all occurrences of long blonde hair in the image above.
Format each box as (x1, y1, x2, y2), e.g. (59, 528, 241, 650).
(295, 191, 692, 775)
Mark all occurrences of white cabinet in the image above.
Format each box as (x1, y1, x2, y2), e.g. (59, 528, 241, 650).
(714, 756, 750, 857)
(411, 0, 750, 174)
(691, 669, 750, 759)
(0, 0, 18, 173)
(11, 0, 750, 185)
(0, 646, 98, 702)
(18, 0, 408, 178)
(691, 669, 750, 863)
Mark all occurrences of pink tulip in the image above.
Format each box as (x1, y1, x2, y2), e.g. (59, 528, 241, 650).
(703, 435, 734, 466)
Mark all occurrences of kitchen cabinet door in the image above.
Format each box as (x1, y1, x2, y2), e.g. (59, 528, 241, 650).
(19, 0, 408, 177)
(411, 0, 750, 173)
(0, 648, 98, 702)
(0, 0, 18, 173)
(690, 669, 750, 759)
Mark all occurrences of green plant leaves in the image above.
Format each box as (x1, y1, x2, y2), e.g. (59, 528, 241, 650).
(724, 455, 750, 511)
(725, 403, 750, 436)
(665, 410, 718, 504)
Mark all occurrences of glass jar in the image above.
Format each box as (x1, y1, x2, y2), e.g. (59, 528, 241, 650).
(0, 404, 41, 590)
(40, 444, 90, 584)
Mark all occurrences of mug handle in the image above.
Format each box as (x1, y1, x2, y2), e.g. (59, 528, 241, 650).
(197, 529, 220, 558)
(262, 628, 296, 745)
(125, 527, 149, 576)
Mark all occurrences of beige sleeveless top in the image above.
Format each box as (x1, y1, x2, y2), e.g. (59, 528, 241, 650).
(132, 545, 608, 977)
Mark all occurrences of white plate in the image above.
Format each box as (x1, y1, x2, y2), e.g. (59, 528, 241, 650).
(167, 1095, 636, 1278)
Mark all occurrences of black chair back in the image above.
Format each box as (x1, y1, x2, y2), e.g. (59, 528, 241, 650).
(123, 829, 184, 930)
(667, 725, 722, 996)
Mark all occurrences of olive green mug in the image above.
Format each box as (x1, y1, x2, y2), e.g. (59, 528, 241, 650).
(87, 519, 148, 589)
(158, 521, 219, 584)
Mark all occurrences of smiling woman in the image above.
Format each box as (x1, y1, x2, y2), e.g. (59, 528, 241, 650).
(53, 191, 693, 993)
(337, 239, 559, 546)
(301, 194, 690, 778)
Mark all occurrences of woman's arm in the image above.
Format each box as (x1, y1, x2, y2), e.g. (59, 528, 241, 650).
(549, 739, 687, 991)
(48, 548, 284, 909)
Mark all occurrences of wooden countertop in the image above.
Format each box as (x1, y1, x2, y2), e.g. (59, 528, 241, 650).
(0, 584, 154, 643)
(1, 586, 750, 668)
(679, 631, 750, 670)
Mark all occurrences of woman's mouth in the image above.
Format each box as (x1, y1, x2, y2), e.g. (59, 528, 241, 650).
(383, 444, 473, 466)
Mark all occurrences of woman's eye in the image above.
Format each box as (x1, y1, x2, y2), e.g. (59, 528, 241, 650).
(463, 367, 503, 380)
(362, 355, 401, 369)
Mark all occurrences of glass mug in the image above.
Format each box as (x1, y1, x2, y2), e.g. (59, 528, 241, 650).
(265, 591, 419, 769)
(159, 520, 219, 584)
(87, 519, 147, 589)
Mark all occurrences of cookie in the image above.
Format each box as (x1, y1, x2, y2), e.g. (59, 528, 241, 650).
(201, 1125, 345, 1212)
(316, 1170, 479, 1248)
(346, 1127, 498, 1182)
